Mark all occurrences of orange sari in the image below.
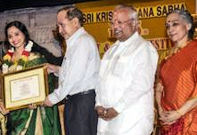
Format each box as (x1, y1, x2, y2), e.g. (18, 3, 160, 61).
(159, 40, 197, 135)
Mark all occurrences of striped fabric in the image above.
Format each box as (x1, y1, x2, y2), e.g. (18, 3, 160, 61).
(159, 40, 197, 135)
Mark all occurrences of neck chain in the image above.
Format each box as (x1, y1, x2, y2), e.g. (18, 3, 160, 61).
(165, 40, 191, 60)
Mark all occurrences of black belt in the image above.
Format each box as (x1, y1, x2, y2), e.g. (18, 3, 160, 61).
(66, 89, 95, 100)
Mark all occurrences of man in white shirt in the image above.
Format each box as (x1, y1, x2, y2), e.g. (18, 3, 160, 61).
(95, 5, 158, 135)
(44, 6, 100, 135)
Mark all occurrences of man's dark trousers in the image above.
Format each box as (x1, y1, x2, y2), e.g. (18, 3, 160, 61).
(64, 90, 98, 135)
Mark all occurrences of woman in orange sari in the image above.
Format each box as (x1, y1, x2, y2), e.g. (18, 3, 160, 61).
(156, 9, 197, 134)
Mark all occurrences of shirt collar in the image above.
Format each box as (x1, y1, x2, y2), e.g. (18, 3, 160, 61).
(66, 27, 85, 46)
(119, 31, 139, 45)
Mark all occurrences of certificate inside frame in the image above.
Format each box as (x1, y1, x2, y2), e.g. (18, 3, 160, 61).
(1, 64, 48, 111)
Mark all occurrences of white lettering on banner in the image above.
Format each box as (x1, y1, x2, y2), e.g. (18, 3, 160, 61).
(96, 38, 173, 59)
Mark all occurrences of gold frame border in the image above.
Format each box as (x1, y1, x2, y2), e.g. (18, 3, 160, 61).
(0, 64, 48, 111)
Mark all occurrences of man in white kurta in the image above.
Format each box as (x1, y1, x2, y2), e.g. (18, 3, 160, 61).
(95, 5, 158, 135)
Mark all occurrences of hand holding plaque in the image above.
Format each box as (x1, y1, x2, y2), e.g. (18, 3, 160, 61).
(0, 64, 48, 111)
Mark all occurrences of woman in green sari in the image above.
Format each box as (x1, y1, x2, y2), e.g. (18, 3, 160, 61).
(0, 21, 61, 135)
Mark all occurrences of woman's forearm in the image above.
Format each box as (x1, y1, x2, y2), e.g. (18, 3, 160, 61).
(155, 82, 164, 112)
(177, 97, 197, 116)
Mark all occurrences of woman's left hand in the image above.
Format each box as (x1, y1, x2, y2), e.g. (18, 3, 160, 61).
(0, 102, 9, 115)
(159, 110, 182, 125)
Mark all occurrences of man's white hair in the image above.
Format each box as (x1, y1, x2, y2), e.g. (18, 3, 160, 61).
(114, 4, 138, 21)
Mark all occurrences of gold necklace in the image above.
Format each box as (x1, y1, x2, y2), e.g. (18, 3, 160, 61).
(165, 40, 191, 60)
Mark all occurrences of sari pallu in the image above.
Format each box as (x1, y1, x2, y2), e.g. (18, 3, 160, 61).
(159, 40, 197, 135)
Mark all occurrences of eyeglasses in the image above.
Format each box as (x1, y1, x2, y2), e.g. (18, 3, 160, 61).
(110, 19, 134, 26)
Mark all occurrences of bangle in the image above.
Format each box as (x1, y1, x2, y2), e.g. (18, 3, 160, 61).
(176, 110, 184, 116)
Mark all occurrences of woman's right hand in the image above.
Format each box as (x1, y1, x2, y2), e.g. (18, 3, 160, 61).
(158, 106, 164, 117)
(159, 110, 182, 125)
(0, 102, 9, 115)
(28, 104, 37, 109)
